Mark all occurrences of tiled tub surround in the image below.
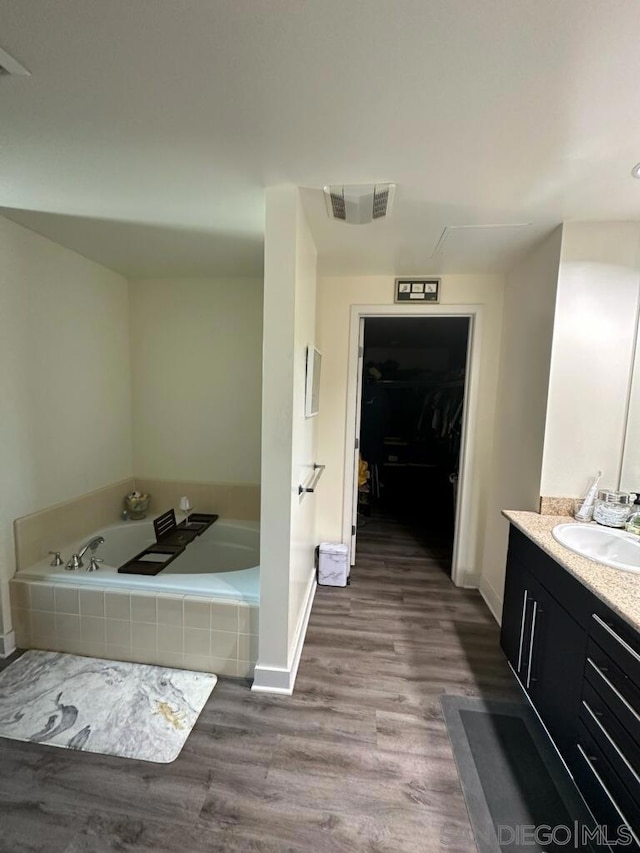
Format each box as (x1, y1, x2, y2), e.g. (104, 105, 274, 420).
(13, 478, 260, 573)
(11, 519, 259, 677)
(9, 582, 258, 678)
(135, 478, 260, 525)
(13, 478, 135, 572)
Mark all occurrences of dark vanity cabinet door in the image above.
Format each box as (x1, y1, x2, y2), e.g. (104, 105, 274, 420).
(501, 544, 586, 753)
(526, 583, 587, 754)
(500, 555, 538, 683)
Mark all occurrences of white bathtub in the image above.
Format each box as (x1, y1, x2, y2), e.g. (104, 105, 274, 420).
(16, 518, 260, 603)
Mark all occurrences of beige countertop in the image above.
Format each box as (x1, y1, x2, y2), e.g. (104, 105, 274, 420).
(503, 510, 640, 631)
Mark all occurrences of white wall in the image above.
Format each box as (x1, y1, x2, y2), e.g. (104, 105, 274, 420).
(0, 216, 132, 644)
(315, 274, 505, 586)
(484, 222, 640, 619)
(129, 278, 263, 484)
(480, 228, 562, 619)
(541, 222, 640, 497)
(289, 201, 318, 639)
(621, 312, 640, 492)
(255, 187, 318, 693)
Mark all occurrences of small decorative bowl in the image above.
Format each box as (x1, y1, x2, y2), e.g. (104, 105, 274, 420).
(124, 494, 150, 520)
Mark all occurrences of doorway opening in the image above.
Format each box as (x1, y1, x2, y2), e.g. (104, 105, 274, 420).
(354, 316, 470, 577)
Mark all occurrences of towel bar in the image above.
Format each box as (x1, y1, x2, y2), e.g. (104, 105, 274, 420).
(298, 464, 326, 495)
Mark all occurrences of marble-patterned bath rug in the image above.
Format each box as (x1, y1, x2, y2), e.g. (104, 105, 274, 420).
(0, 650, 217, 763)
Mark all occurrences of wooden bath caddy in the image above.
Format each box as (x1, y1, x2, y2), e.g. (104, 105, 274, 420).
(118, 509, 219, 576)
(176, 512, 219, 536)
(117, 543, 185, 576)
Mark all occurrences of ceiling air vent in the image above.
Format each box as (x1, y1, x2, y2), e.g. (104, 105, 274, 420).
(323, 183, 395, 224)
(372, 185, 390, 219)
(0, 47, 30, 77)
(329, 189, 346, 221)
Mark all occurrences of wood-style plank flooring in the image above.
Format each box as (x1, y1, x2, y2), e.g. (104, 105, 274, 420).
(0, 514, 518, 852)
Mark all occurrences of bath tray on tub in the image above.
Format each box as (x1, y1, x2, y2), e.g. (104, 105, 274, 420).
(154, 509, 219, 544)
(118, 509, 219, 576)
(153, 508, 199, 546)
(118, 543, 185, 576)
(176, 512, 219, 535)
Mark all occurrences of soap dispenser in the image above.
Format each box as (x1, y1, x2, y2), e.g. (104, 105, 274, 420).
(625, 495, 640, 535)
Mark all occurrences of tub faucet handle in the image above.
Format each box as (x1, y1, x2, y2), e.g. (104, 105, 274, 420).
(48, 551, 64, 567)
(66, 554, 82, 571)
(87, 556, 103, 572)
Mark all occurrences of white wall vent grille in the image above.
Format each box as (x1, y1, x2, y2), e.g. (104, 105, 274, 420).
(323, 183, 395, 224)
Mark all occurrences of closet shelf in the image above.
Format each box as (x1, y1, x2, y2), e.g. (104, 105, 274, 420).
(377, 379, 465, 389)
(383, 462, 440, 469)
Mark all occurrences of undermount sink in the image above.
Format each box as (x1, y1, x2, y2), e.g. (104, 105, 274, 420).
(552, 523, 640, 573)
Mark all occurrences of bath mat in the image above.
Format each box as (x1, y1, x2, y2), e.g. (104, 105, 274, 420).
(441, 695, 598, 853)
(0, 650, 217, 763)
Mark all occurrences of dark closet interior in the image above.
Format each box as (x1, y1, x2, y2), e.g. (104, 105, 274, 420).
(357, 317, 470, 573)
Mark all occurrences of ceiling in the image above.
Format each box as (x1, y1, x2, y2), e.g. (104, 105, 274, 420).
(1, 0, 640, 278)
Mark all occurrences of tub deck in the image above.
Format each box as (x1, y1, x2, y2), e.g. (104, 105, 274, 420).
(9, 518, 260, 677)
(15, 518, 260, 603)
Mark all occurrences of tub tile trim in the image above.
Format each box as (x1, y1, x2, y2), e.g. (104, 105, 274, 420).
(10, 581, 256, 677)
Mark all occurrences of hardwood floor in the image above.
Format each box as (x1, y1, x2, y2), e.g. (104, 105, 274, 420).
(0, 514, 518, 852)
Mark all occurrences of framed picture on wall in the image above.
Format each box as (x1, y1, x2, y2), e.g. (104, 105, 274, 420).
(305, 346, 322, 417)
(394, 278, 440, 303)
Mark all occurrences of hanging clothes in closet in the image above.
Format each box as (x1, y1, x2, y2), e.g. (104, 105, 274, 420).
(416, 379, 465, 473)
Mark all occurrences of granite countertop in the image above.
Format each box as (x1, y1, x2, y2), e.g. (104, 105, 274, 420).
(503, 510, 640, 631)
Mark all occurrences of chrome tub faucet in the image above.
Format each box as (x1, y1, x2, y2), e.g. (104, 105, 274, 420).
(66, 536, 105, 571)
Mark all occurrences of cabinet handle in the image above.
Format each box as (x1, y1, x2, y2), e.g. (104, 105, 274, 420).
(587, 658, 640, 727)
(526, 600, 538, 689)
(592, 614, 640, 664)
(516, 589, 528, 673)
(582, 700, 640, 787)
(529, 606, 543, 684)
(577, 744, 640, 847)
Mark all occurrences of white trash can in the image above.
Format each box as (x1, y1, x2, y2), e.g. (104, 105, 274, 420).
(317, 542, 349, 587)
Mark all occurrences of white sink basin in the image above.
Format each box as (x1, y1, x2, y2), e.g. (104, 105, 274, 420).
(552, 523, 640, 573)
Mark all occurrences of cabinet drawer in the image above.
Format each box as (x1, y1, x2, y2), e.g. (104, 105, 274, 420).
(574, 722, 640, 847)
(581, 681, 640, 804)
(590, 612, 640, 692)
(585, 646, 640, 747)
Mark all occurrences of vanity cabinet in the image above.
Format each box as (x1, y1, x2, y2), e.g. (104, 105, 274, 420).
(501, 530, 587, 754)
(501, 526, 640, 846)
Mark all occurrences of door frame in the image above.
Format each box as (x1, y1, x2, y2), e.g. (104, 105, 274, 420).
(348, 317, 365, 563)
(341, 303, 484, 588)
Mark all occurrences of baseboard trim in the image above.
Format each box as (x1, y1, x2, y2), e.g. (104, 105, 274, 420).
(252, 577, 316, 695)
(250, 665, 295, 695)
(479, 578, 502, 625)
(460, 571, 481, 589)
(0, 630, 16, 658)
(287, 576, 317, 690)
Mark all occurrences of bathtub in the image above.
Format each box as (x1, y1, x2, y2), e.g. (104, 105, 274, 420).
(16, 518, 260, 604)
